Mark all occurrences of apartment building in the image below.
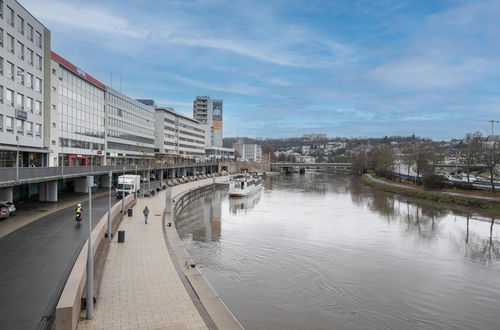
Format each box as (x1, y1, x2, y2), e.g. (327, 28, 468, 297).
(0, 0, 50, 167)
(155, 106, 206, 160)
(193, 96, 223, 148)
(51, 51, 106, 166)
(105, 88, 155, 165)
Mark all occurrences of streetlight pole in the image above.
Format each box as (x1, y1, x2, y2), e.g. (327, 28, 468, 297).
(16, 136, 19, 181)
(121, 165, 125, 214)
(86, 177, 94, 319)
(107, 170, 112, 238)
(135, 165, 138, 200)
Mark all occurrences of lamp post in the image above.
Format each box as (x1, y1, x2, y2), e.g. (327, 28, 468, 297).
(135, 165, 138, 200)
(16, 136, 19, 181)
(122, 165, 125, 214)
(107, 171, 112, 238)
(86, 177, 96, 319)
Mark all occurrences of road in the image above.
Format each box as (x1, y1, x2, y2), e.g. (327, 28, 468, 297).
(0, 181, 163, 329)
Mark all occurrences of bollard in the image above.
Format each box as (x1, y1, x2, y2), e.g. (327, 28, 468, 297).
(118, 230, 125, 243)
(127, 208, 133, 217)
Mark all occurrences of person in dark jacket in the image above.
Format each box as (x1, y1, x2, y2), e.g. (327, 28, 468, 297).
(143, 206, 149, 224)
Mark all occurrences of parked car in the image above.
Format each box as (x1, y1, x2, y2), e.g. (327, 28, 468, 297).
(0, 201, 15, 215)
(0, 206, 10, 219)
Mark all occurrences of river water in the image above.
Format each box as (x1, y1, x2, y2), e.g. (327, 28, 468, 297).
(175, 172, 500, 330)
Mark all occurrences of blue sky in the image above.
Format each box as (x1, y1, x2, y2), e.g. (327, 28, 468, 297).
(23, 0, 500, 140)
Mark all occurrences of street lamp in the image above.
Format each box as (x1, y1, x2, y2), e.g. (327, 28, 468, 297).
(107, 170, 112, 239)
(16, 136, 19, 181)
(86, 177, 97, 319)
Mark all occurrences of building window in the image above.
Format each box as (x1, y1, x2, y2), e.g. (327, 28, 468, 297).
(35, 100, 42, 114)
(6, 88, 13, 106)
(26, 73, 33, 88)
(36, 31, 42, 48)
(17, 67, 24, 85)
(7, 6, 13, 27)
(26, 121, 33, 135)
(27, 24, 33, 41)
(7, 33, 14, 53)
(35, 123, 41, 136)
(0, 1, 3, 18)
(36, 55, 42, 71)
(16, 119, 23, 134)
(17, 15, 24, 35)
(16, 93, 24, 109)
(35, 77, 41, 92)
(6, 61, 13, 80)
(0, 85, 3, 103)
(26, 97, 33, 112)
(0, 114, 2, 131)
(27, 48, 33, 65)
(17, 41, 24, 60)
(0, 28, 3, 47)
(0, 57, 3, 75)
(6, 116, 13, 131)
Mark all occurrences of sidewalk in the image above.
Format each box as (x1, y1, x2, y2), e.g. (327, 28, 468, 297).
(77, 185, 209, 330)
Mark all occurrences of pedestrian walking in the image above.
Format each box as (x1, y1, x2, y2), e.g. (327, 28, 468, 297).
(143, 206, 149, 224)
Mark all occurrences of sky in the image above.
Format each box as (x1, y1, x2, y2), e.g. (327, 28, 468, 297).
(23, 0, 500, 140)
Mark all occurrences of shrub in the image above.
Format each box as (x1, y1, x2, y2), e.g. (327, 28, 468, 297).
(422, 173, 447, 189)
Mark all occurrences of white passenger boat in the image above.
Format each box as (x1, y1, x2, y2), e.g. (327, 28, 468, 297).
(229, 174, 262, 198)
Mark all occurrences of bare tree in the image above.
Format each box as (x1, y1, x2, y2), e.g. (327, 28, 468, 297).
(351, 150, 368, 175)
(370, 145, 395, 178)
(479, 135, 500, 193)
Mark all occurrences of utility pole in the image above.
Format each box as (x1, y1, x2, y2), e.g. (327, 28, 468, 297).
(107, 171, 112, 239)
(86, 177, 95, 319)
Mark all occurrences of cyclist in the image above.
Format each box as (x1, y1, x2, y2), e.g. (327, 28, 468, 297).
(75, 203, 83, 221)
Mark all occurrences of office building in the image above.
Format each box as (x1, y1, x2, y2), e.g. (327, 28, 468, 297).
(51, 51, 106, 166)
(193, 96, 223, 148)
(155, 106, 206, 160)
(0, 0, 51, 167)
(105, 88, 155, 165)
(234, 143, 262, 162)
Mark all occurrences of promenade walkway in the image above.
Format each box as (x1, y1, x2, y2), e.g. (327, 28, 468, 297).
(77, 178, 224, 330)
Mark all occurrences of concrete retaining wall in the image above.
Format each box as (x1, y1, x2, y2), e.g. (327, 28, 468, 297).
(55, 194, 136, 330)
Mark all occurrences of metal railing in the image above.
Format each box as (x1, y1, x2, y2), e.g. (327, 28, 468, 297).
(0, 162, 219, 186)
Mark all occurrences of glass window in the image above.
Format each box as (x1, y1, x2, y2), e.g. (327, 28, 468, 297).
(27, 24, 33, 41)
(27, 48, 33, 65)
(16, 93, 24, 109)
(26, 121, 33, 134)
(35, 77, 41, 92)
(0, 114, 2, 131)
(36, 31, 42, 48)
(6, 116, 13, 131)
(35, 123, 41, 135)
(17, 15, 24, 35)
(0, 1, 3, 18)
(6, 88, 13, 106)
(35, 100, 42, 114)
(26, 73, 33, 88)
(36, 55, 42, 71)
(7, 61, 13, 80)
(0, 85, 3, 103)
(26, 97, 33, 112)
(0, 28, 3, 47)
(17, 67, 24, 85)
(0, 57, 3, 75)
(7, 33, 14, 53)
(7, 6, 13, 27)
(17, 41, 24, 60)
(16, 119, 23, 133)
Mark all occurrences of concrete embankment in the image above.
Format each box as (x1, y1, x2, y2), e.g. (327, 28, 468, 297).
(363, 174, 500, 213)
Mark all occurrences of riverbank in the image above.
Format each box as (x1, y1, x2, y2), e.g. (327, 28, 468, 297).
(363, 174, 500, 213)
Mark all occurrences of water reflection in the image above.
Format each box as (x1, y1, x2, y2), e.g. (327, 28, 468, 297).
(176, 172, 500, 330)
(229, 190, 262, 215)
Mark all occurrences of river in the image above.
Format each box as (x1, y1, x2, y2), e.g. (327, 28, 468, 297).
(175, 172, 500, 330)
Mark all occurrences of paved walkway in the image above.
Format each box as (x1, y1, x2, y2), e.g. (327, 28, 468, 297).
(367, 174, 500, 202)
(77, 179, 220, 330)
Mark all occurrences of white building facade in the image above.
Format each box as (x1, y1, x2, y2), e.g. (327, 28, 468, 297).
(155, 106, 206, 160)
(105, 88, 155, 165)
(0, 0, 50, 167)
(193, 96, 223, 148)
(51, 51, 106, 166)
(235, 143, 262, 162)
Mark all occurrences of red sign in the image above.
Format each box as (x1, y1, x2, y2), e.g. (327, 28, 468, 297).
(51, 51, 106, 90)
